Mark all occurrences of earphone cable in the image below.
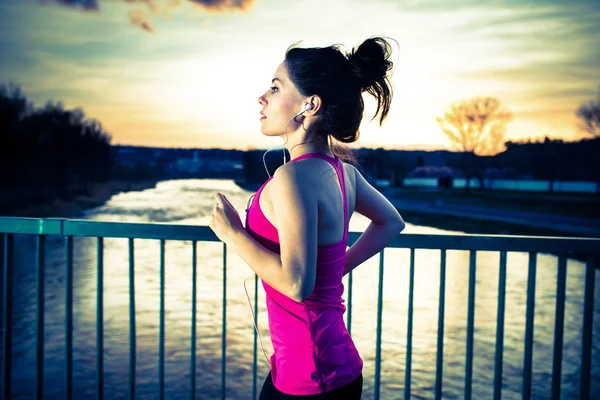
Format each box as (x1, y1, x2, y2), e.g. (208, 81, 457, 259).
(262, 110, 305, 178)
(244, 276, 272, 365)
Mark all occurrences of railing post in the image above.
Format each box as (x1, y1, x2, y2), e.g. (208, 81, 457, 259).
(522, 252, 537, 400)
(159, 240, 165, 400)
(374, 250, 385, 400)
(35, 235, 46, 400)
(97, 237, 104, 400)
(493, 251, 507, 400)
(404, 248, 415, 400)
(129, 238, 136, 400)
(551, 256, 567, 400)
(580, 255, 595, 400)
(65, 236, 74, 400)
(434, 249, 446, 400)
(190, 241, 197, 400)
(464, 250, 477, 400)
(252, 274, 258, 400)
(221, 243, 227, 400)
(2, 233, 13, 400)
(347, 271, 353, 336)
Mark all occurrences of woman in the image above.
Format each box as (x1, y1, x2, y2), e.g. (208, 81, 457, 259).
(209, 37, 405, 399)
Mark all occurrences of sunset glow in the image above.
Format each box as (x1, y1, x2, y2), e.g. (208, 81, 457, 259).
(1, 0, 598, 150)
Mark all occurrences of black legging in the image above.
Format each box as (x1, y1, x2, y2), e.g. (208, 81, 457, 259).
(259, 372, 363, 400)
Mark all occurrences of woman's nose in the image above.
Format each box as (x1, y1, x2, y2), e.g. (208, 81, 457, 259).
(258, 94, 266, 106)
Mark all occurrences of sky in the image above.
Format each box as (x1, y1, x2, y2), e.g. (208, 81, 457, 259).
(0, 0, 599, 150)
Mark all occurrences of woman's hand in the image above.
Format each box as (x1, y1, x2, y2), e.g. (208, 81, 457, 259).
(209, 193, 244, 246)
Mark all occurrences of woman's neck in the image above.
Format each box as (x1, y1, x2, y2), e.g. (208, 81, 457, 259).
(288, 140, 333, 160)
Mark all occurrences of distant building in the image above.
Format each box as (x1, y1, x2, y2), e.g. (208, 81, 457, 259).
(407, 166, 456, 178)
(405, 166, 457, 189)
(172, 150, 204, 174)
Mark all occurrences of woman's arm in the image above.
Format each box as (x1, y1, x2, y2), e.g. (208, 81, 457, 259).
(228, 163, 317, 302)
(210, 194, 293, 299)
(343, 166, 405, 276)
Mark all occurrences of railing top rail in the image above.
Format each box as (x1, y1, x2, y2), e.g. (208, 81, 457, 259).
(1, 216, 599, 253)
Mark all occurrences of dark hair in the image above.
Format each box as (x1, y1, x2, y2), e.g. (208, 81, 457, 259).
(285, 37, 395, 162)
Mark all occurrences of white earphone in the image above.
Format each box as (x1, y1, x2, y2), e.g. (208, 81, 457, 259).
(298, 103, 313, 115)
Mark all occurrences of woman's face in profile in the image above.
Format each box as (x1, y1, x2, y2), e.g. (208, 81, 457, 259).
(257, 61, 305, 137)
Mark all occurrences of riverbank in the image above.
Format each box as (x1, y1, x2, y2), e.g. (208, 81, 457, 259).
(382, 187, 600, 238)
(390, 187, 599, 235)
(1, 180, 159, 218)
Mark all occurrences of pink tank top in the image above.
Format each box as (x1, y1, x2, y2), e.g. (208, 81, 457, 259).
(245, 152, 363, 395)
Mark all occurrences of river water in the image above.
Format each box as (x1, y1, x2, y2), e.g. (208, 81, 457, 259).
(2, 179, 599, 399)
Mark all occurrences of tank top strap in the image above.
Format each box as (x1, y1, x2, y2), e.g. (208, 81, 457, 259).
(290, 153, 349, 240)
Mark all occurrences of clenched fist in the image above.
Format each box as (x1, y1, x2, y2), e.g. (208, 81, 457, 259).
(209, 193, 244, 245)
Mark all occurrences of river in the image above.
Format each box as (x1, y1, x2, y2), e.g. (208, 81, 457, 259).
(3, 179, 599, 399)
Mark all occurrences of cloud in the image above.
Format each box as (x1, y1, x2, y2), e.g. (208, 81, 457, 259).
(40, 0, 256, 33)
(128, 8, 155, 33)
(371, 0, 600, 13)
(188, 0, 255, 12)
(39, 0, 99, 11)
(41, 0, 255, 11)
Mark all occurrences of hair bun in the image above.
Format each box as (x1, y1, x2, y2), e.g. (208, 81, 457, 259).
(348, 37, 393, 90)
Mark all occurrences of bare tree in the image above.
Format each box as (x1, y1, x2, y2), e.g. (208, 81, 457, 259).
(576, 88, 600, 137)
(436, 97, 512, 156)
(436, 97, 512, 190)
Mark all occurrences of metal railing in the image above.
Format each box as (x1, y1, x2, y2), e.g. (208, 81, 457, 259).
(0, 216, 598, 400)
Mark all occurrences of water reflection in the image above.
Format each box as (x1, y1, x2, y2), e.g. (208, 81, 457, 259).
(3, 179, 598, 399)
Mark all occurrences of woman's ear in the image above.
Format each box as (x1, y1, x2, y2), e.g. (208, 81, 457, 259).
(305, 95, 323, 115)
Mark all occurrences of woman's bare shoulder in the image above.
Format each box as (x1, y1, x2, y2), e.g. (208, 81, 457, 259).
(272, 160, 319, 188)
